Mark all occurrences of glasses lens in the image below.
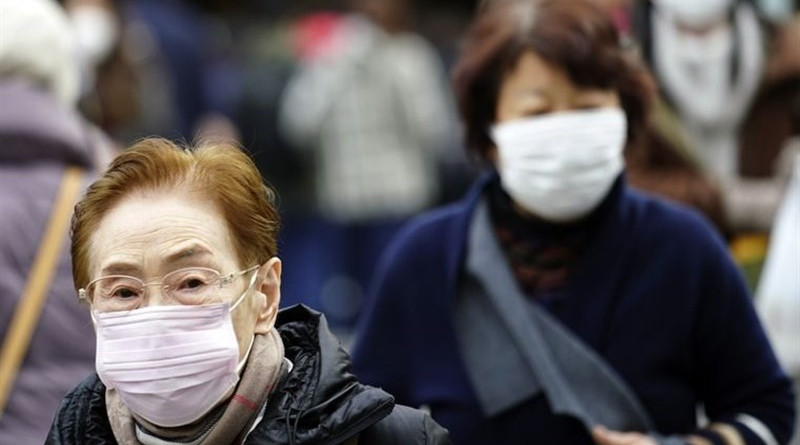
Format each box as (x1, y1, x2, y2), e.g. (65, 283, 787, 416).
(163, 268, 221, 305)
(91, 276, 143, 313)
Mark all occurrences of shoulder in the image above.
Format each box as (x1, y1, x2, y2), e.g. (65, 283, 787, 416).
(52, 373, 106, 417)
(385, 33, 441, 68)
(366, 175, 489, 309)
(381, 181, 480, 269)
(391, 202, 465, 253)
(46, 374, 113, 444)
(358, 405, 451, 445)
(619, 188, 746, 298)
(369, 199, 471, 300)
(624, 187, 726, 254)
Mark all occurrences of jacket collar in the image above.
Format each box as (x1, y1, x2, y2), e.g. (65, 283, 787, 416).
(253, 305, 394, 445)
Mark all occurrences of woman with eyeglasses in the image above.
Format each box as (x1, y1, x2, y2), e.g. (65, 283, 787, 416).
(351, 0, 795, 444)
(46, 138, 450, 444)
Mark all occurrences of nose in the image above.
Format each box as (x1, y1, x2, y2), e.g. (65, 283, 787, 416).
(141, 282, 170, 307)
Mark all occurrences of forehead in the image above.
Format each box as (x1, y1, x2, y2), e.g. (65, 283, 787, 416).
(495, 49, 620, 119)
(502, 50, 574, 92)
(89, 191, 238, 276)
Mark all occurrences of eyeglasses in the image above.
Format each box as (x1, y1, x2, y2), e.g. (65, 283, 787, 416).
(79, 265, 259, 313)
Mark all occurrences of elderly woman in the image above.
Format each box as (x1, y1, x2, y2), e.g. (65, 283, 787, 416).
(351, 1, 795, 444)
(46, 138, 449, 444)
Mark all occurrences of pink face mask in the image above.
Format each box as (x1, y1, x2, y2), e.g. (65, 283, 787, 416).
(93, 278, 255, 427)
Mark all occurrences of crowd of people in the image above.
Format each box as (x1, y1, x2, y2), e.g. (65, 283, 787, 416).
(0, 0, 798, 443)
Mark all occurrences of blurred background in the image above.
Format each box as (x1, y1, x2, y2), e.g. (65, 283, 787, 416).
(1, 0, 798, 442)
(58, 0, 482, 333)
(41, 0, 798, 332)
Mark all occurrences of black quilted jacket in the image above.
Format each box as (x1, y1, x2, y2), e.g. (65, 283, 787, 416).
(46, 305, 450, 445)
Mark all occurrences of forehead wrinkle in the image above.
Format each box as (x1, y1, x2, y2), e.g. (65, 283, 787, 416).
(158, 240, 216, 264)
(89, 200, 236, 278)
(98, 257, 141, 277)
(106, 212, 223, 243)
(89, 228, 149, 278)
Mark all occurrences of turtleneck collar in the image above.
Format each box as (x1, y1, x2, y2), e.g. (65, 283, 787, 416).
(486, 172, 627, 299)
(487, 172, 627, 238)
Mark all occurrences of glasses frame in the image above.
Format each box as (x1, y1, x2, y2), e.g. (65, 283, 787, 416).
(78, 265, 260, 307)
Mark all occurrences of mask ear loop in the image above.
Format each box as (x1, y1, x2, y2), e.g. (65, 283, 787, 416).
(229, 265, 261, 374)
(229, 266, 260, 312)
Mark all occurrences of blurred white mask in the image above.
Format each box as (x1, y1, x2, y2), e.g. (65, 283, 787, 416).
(491, 108, 627, 222)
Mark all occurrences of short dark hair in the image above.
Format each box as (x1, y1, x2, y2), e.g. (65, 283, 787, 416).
(452, 0, 656, 162)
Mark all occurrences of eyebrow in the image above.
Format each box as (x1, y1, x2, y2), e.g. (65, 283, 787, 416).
(99, 262, 141, 277)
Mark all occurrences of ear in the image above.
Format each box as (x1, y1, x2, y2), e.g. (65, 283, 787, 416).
(253, 257, 281, 334)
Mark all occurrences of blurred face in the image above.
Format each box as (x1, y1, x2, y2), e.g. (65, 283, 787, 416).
(489, 50, 628, 222)
(88, 190, 281, 360)
(495, 50, 620, 125)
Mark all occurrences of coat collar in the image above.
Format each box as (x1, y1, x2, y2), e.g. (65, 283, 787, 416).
(254, 305, 394, 445)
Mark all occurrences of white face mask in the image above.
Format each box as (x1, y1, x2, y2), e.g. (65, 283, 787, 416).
(491, 108, 627, 222)
(93, 273, 257, 427)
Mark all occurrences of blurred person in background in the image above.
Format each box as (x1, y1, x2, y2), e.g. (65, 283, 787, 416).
(64, 0, 142, 142)
(352, 0, 795, 444)
(70, 0, 243, 144)
(0, 0, 116, 442)
(66, 0, 121, 101)
(638, 0, 766, 181)
(278, 0, 456, 331)
(124, 0, 223, 140)
(633, 0, 799, 237)
(754, 0, 795, 22)
(736, 12, 800, 228)
(581, 0, 733, 238)
(46, 138, 449, 444)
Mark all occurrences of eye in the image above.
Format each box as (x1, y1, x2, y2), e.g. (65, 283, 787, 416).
(574, 90, 618, 110)
(111, 286, 140, 299)
(180, 277, 207, 290)
(170, 270, 216, 294)
(93, 277, 142, 300)
(518, 106, 550, 118)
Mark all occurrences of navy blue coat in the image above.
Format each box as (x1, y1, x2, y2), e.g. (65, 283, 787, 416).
(352, 174, 795, 444)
